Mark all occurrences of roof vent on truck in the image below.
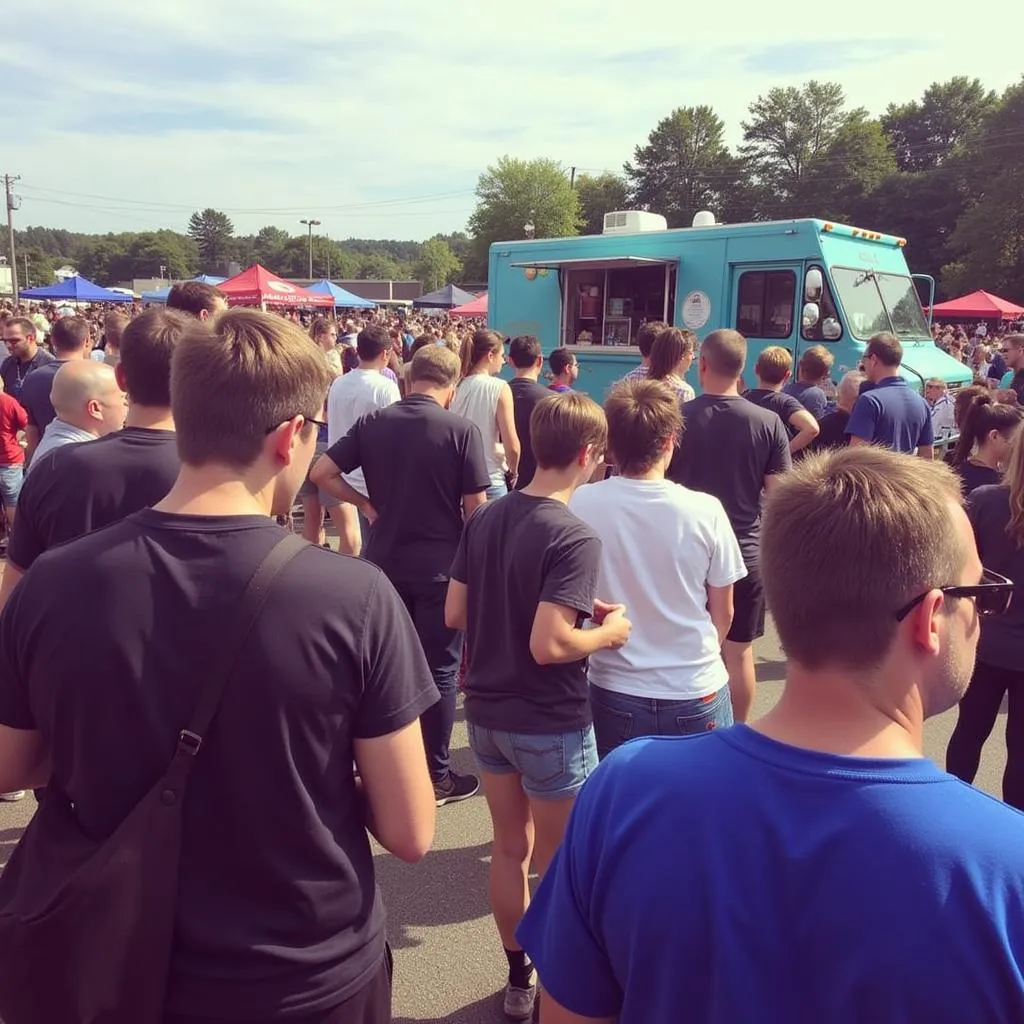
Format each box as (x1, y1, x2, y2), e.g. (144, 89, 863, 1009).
(602, 210, 668, 235)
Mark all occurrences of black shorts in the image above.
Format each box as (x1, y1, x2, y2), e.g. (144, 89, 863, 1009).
(727, 556, 765, 645)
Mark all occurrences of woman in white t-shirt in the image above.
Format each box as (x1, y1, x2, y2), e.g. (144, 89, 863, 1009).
(570, 378, 746, 758)
(451, 329, 521, 499)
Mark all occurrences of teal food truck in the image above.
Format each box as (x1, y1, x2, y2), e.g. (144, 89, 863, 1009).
(487, 211, 971, 399)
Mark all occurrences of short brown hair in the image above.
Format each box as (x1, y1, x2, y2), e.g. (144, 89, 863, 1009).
(799, 345, 834, 381)
(410, 345, 461, 387)
(866, 332, 902, 367)
(167, 281, 226, 318)
(648, 328, 695, 381)
(120, 307, 191, 407)
(172, 309, 331, 468)
(762, 447, 965, 670)
(50, 316, 90, 354)
(3, 316, 36, 339)
(701, 329, 746, 379)
(605, 378, 682, 475)
(755, 346, 793, 386)
(635, 321, 669, 359)
(531, 392, 607, 471)
(103, 311, 128, 348)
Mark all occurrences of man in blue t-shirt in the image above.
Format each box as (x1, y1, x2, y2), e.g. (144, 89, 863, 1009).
(518, 446, 1024, 1024)
(846, 332, 934, 456)
(997, 334, 1024, 404)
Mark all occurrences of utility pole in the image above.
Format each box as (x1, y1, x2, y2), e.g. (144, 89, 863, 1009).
(570, 166, 576, 189)
(23, 253, 28, 289)
(299, 218, 321, 280)
(4, 174, 21, 300)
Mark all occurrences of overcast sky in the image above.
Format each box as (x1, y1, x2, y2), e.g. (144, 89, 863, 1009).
(4, 0, 1018, 241)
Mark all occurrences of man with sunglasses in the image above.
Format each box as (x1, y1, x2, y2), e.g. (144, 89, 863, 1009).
(996, 334, 1024, 404)
(518, 446, 1024, 1024)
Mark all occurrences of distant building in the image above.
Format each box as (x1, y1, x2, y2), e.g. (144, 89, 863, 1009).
(54, 265, 77, 282)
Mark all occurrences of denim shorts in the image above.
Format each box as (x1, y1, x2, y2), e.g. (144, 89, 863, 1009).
(466, 722, 598, 801)
(299, 442, 339, 507)
(590, 684, 734, 759)
(0, 464, 23, 509)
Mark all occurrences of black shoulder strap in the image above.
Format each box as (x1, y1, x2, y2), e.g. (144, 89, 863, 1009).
(177, 532, 308, 757)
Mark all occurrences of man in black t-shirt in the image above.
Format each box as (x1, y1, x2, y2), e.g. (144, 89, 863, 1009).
(313, 345, 490, 807)
(0, 307, 189, 613)
(668, 329, 791, 722)
(811, 370, 864, 452)
(507, 334, 550, 489)
(0, 309, 438, 1023)
(0, 316, 54, 405)
(446, 391, 630, 1021)
(743, 346, 820, 454)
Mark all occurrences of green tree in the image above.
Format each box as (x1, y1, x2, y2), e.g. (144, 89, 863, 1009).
(250, 225, 290, 268)
(356, 253, 407, 280)
(741, 81, 862, 216)
(414, 238, 462, 291)
(19, 247, 56, 289)
(800, 118, 897, 222)
(625, 107, 748, 227)
(467, 157, 580, 277)
(574, 173, 629, 235)
(942, 79, 1024, 302)
(187, 208, 235, 267)
(881, 77, 998, 172)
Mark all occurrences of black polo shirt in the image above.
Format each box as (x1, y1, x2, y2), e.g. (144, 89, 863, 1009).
(8, 427, 180, 571)
(0, 510, 439, 1016)
(0, 349, 54, 405)
(326, 394, 491, 583)
(509, 377, 550, 489)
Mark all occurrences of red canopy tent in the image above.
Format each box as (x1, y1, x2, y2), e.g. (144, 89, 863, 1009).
(450, 292, 487, 318)
(217, 264, 334, 308)
(929, 290, 1024, 320)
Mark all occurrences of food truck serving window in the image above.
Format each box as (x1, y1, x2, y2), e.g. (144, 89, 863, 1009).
(736, 270, 796, 338)
(513, 257, 676, 349)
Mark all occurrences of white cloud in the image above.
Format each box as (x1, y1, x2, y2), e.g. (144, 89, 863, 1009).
(6, 0, 1019, 240)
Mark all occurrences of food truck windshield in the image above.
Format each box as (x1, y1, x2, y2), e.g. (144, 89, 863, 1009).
(830, 267, 931, 341)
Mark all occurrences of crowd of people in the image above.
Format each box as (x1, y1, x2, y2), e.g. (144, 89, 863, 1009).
(0, 286, 1021, 1023)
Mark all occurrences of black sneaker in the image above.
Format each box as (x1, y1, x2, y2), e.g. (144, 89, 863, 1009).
(433, 771, 480, 807)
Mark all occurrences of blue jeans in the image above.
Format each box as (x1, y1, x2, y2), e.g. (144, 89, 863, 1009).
(485, 472, 508, 502)
(392, 578, 463, 783)
(590, 685, 734, 759)
(467, 723, 598, 800)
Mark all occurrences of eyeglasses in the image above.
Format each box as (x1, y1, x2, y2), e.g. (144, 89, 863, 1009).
(894, 568, 1014, 622)
(264, 414, 327, 436)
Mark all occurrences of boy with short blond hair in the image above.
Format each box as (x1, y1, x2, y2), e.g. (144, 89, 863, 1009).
(745, 346, 820, 453)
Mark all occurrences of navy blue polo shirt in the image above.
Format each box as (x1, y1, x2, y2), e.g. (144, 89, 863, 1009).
(845, 376, 933, 453)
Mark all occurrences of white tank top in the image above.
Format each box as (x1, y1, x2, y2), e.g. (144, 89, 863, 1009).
(451, 373, 506, 476)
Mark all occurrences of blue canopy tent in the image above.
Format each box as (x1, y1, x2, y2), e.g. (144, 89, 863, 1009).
(142, 274, 227, 304)
(412, 284, 476, 309)
(306, 279, 376, 309)
(20, 275, 134, 303)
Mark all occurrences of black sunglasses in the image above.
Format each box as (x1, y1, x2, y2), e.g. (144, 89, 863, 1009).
(894, 568, 1014, 622)
(264, 414, 327, 436)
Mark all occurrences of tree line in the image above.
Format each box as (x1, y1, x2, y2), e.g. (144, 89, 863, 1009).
(467, 75, 1024, 301)
(12, 218, 472, 293)
(9, 75, 1022, 301)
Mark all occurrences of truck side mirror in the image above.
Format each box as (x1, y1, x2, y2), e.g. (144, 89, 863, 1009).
(804, 268, 823, 301)
(802, 302, 820, 329)
(822, 317, 841, 340)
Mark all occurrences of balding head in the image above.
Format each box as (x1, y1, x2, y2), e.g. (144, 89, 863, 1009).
(50, 361, 126, 437)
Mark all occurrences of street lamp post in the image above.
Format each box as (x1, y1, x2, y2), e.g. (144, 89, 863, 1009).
(299, 218, 321, 280)
(159, 264, 167, 282)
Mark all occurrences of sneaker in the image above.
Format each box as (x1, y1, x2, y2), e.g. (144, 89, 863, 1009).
(504, 978, 537, 1021)
(0, 791, 25, 802)
(433, 771, 479, 807)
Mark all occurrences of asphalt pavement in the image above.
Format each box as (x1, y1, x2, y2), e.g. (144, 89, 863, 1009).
(0, 621, 1010, 1023)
